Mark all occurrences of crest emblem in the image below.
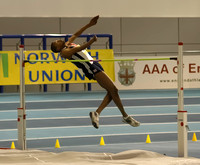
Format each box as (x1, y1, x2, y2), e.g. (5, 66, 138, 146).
(118, 61, 136, 86)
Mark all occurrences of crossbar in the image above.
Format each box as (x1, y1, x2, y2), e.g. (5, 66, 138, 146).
(25, 57, 177, 63)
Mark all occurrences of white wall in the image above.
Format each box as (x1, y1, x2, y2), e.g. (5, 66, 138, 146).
(0, 0, 200, 17)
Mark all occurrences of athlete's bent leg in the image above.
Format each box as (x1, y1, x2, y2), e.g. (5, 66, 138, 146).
(93, 71, 140, 128)
(94, 71, 128, 117)
(96, 92, 112, 115)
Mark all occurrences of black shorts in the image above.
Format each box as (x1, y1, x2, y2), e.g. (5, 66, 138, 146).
(87, 62, 104, 80)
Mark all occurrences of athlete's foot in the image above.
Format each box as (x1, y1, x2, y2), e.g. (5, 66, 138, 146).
(122, 115, 140, 127)
(89, 112, 99, 129)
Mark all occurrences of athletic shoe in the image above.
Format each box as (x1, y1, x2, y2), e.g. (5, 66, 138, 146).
(122, 115, 140, 127)
(89, 111, 99, 129)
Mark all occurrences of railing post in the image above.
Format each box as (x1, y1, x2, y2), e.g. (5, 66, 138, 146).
(86, 35, 92, 91)
(65, 35, 70, 92)
(20, 36, 24, 46)
(43, 36, 48, 92)
(0, 36, 3, 93)
(109, 35, 113, 49)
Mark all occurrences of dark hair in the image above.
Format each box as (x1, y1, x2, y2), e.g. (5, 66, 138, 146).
(51, 41, 59, 53)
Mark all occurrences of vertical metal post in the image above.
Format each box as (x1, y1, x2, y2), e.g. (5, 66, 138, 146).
(0, 36, 3, 93)
(177, 42, 188, 157)
(65, 36, 70, 92)
(18, 45, 26, 150)
(20, 36, 25, 46)
(0, 36, 2, 50)
(87, 36, 92, 91)
(109, 35, 113, 49)
(43, 36, 48, 92)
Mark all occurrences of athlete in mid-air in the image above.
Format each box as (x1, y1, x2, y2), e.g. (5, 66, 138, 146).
(51, 15, 140, 129)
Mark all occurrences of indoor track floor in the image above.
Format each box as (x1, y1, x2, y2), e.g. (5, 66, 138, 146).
(0, 89, 200, 158)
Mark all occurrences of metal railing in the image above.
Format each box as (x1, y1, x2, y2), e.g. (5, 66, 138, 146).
(0, 34, 113, 93)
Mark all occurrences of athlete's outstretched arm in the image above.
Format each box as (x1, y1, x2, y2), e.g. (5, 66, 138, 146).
(66, 15, 99, 45)
(61, 35, 97, 59)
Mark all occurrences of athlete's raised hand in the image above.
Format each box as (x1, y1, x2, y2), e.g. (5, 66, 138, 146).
(92, 35, 97, 42)
(89, 15, 99, 26)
